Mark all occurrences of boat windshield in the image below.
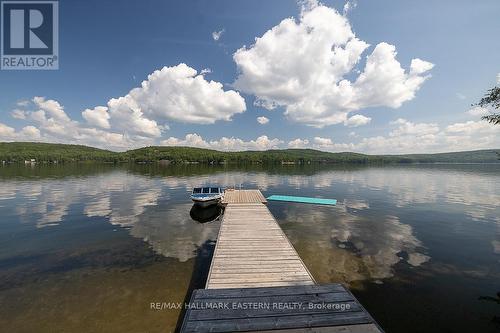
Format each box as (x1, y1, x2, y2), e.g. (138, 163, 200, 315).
(202, 187, 210, 194)
(192, 188, 202, 194)
(210, 187, 219, 193)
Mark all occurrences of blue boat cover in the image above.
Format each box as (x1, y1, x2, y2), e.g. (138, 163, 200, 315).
(267, 195, 337, 205)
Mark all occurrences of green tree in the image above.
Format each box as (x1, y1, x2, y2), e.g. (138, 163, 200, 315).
(476, 86, 500, 125)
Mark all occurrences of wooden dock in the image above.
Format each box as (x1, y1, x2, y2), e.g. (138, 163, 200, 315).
(206, 202, 314, 289)
(221, 189, 267, 205)
(181, 190, 383, 333)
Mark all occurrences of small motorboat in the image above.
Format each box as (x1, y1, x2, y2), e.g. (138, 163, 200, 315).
(191, 187, 224, 207)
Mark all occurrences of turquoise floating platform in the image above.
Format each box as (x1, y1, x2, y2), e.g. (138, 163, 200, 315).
(267, 195, 337, 205)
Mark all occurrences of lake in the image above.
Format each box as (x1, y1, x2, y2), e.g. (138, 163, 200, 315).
(0, 163, 499, 332)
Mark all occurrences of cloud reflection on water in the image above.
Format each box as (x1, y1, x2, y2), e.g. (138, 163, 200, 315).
(278, 202, 430, 284)
(1, 165, 499, 277)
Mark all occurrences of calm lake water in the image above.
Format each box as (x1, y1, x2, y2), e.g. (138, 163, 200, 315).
(0, 164, 499, 332)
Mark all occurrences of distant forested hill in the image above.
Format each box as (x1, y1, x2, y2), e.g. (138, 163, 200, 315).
(0, 142, 121, 163)
(0, 142, 499, 164)
(392, 150, 500, 163)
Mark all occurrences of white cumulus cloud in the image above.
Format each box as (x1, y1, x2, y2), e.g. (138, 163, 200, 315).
(2, 62, 247, 151)
(161, 134, 283, 151)
(343, 0, 357, 15)
(288, 138, 309, 148)
(82, 64, 247, 140)
(212, 29, 225, 41)
(6, 97, 136, 150)
(257, 116, 269, 125)
(161, 133, 210, 149)
(389, 118, 439, 137)
(233, 3, 433, 127)
(33, 96, 70, 122)
(82, 106, 110, 129)
(200, 68, 212, 75)
(445, 120, 496, 135)
(16, 100, 30, 107)
(312, 136, 354, 151)
(0, 123, 41, 141)
(466, 106, 489, 117)
(313, 137, 333, 147)
(107, 96, 161, 137)
(344, 114, 371, 127)
(307, 118, 500, 154)
(125, 63, 246, 125)
(10, 109, 26, 119)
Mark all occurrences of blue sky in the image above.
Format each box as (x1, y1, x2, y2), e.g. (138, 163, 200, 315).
(1, 0, 499, 152)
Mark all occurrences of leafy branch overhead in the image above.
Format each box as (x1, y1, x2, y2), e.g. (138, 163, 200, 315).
(477, 86, 500, 125)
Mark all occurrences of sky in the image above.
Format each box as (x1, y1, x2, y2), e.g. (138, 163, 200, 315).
(0, 0, 499, 153)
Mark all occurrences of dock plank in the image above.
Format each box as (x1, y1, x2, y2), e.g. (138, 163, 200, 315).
(180, 284, 383, 333)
